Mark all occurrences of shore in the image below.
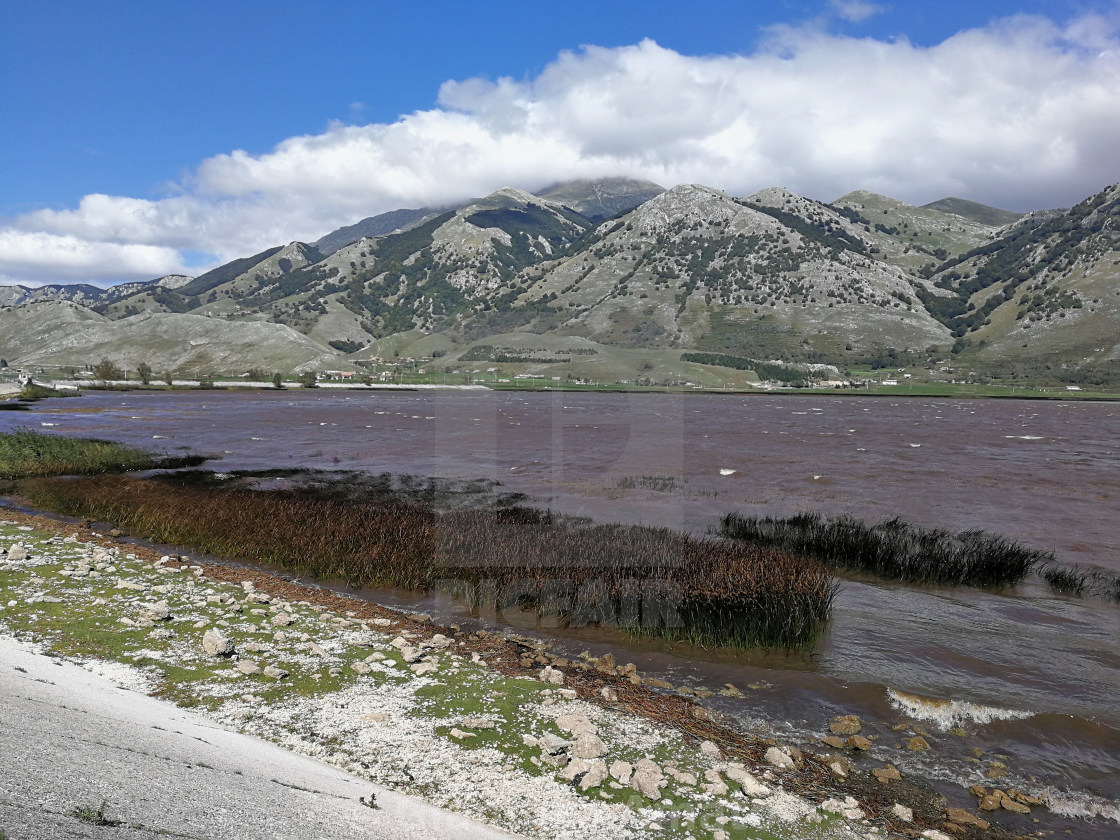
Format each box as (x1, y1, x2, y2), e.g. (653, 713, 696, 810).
(0, 510, 1018, 840)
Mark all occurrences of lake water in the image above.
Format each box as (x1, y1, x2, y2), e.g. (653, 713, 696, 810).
(8, 388, 1120, 832)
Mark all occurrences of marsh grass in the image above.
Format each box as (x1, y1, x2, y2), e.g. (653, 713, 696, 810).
(17, 473, 837, 649)
(720, 511, 1051, 588)
(0, 429, 204, 479)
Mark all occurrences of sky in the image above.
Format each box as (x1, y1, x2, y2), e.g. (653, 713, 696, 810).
(2, 0, 1119, 287)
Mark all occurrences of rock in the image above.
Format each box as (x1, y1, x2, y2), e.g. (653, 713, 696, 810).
(968, 784, 988, 797)
(819, 736, 847, 749)
(609, 760, 633, 784)
(668, 769, 697, 786)
(872, 766, 902, 784)
(572, 734, 607, 760)
(699, 739, 722, 760)
(557, 689, 578, 700)
(559, 758, 592, 782)
(372, 617, 392, 626)
(262, 665, 289, 680)
(821, 796, 865, 820)
(202, 629, 235, 657)
(236, 661, 260, 675)
(410, 661, 438, 676)
(578, 760, 608, 791)
(719, 683, 744, 698)
(461, 717, 495, 730)
(702, 768, 730, 796)
(892, 803, 914, 822)
(906, 736, 931, 751)
(116, 579, 146, 591)
(600, 686, 619, 702)
(630, 759, 665, 799)
(555, 715, 597, 737)
(399, 646, 424, 664)
(946, 807, 990, 828)
(847, 735, 872, 750)
(363, 712, 389, 723)
(307, 642, 328, 656)
(538, 734, 571, 756)
(764, 746, 795, 770)
(246, 592, 271, 604)
(141, 601, 172, 621)
(922, 831, 952, 840)
(364, 651, 385, 662)
(829, 714, 862, 736)
(999, 794, 1030, 814)
(271, 612, 293, 627)
(539, 666, 564, 685)
(449, 728, 475, 740)
(350, 662, 372, 674)
(985, 760, 1008, 779)
(978, 794, 1002, 811)
(725, 765, 770, 797)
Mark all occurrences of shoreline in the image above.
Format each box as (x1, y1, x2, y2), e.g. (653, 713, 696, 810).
(0, 507, 1027, 840)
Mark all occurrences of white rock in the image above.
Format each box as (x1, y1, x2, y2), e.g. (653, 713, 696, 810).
(725, 764, 771, 797)
(539, 665, 564, 685)
(236, 661, 260, 675)
(6, 545, 28, 561)
(202, 629, 235, 657)
(555, 715, 597, 737)
(410, 661, 438, 676)
(892, 803, 914, 822)
(271, 612, 293, 627)
(449, 728, 475, 740)
(699, 739, 722, 759)
(922, 832, 952, 840)
(350, 662, 372, 674)
(262, 665, 288, 680)
(461, 717, 496, 730)
(764, 746, 795, 770)
(600, 686, 619, 702)
(578, 760, 608, 791)
(630, 759, 666, 799)
(572, 734, 607, 760)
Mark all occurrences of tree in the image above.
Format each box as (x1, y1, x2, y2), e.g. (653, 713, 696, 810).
(93, 357, 122, 382)
(272, 372, 284, 389)
(298, 371, 318, 388)
(162, 370, 174, 386)
(136, 362, 152, 385)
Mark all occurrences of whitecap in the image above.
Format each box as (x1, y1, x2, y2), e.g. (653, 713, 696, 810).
(887, 688, 1033, 730)
(719, 468, 736, 476)
(908, 443, 921, 448)
(40, 422, 57, 426)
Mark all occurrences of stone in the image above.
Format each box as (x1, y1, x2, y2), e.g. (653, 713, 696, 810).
(702, 768, 729, 796)
(555, 715, 597, 737)
(363, 712, 389, 724)
(600, 686, 619, 702)
(236, 661, 260, 675)
(945, 808, 990, 828)
(906, 736, 931, 751)
(978, 794, 1002, 811)
(999, 794, 1030, 814)
(350, 662, 372, 674)
(764, 746, 795, 770)
(821, 796, 865, 820)
(668, 769, 697, 786)
(872, 766, 902, 784)
(557, 689, 577, 700)
(847, 735, 872, 750)
(246, 592, 271, 604)
(819, 736, 847, 749)
(559, 758, 592, 782)
(572, 734, 607, 760)
(829, 714, 861, 736)
(719, 683, 744, 697)
(262, 665, 289, 680)
(461, 717, 495, 730)
(984, 760, 1008, 779)
(410, 661, 438, 676)
(399, 646, 424, 664)
(307, 642, 328, 656)
(116, 579, 146, 591)
(202, 629, 235, 657)
(725, 765, 770, 797)
(141, 601, 172, 621)
(891, 803, 914, 822)
(427, 633, 452, 648)
(630, 759, 665, 799)
(539, 665, 564, 685)
(270, 612, 293, 627)
(609, 760, 633, 784)
(449, 728, 475, 740)
(538, 734, 571, 756)
(968, 784, 988, 797)
(699, 739, 722, 760)
(578, 760, 608, 791)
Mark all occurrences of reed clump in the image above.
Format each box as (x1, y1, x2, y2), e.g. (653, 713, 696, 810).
(720, 511, 1052, 588)
(0, 429, 203, 480)
(17, 474, 838, 649)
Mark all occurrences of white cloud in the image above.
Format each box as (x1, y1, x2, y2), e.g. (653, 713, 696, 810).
(0, 230, 189, 286)
(831, 1, 885, 23)
(3, 11, 1119, 287)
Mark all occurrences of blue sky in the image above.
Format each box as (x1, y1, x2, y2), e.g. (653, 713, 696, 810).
(2, 0, 1119, 285)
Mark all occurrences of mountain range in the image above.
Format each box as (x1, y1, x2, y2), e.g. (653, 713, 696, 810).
(2, 176, 1117, 387)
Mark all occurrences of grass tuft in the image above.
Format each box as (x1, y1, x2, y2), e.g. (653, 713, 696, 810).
(0, 429, 204, 479)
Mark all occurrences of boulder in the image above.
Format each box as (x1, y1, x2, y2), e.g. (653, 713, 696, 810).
(630, 759, 665, 799)
(236, 661, 260, 675)
(410, 661, 438, 676)
(609, 760, 633, 785)
(764, 746, 795, 770)
(578, 760, 608, 791)
(892, 803, 914, 822)
(819, 736, 847, 749)
(449, 728, 474, 740)
(906, 736, 931, 751)
(821, 796, 865, 820)
(262, 665, 289, 680)
(572, 734, 607, 760)
(600, 686, 619, 702)
(202, 629, 235, 657)
(555, 715, 597, 737)
(699, 740, 722, 759)
(999, 794, 1030, 814)
(946, 808, 990, 828)
(847, 735, 872, 751)
(141, 601, 172, 621)
(350, 662, 372, 674)
(271, 612, 293, 627)
(461, 717, 496, 730)
(872, 766, 902, 784)
(702, 768, 729, 796)
(539, 666, 564, 685)
(725, 765, 770, 798)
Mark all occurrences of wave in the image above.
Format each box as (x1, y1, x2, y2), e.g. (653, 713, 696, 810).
(887, 688, 1034, 730)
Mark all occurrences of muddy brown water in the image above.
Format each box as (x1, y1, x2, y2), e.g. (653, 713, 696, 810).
(7, 388, 1119, 833)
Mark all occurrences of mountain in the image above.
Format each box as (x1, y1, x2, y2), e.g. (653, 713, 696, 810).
(920, 197, 1024, 227)
(535, 177, 665, 221)
(314, 208, 440, 257)
(2, 179, 1116, 385)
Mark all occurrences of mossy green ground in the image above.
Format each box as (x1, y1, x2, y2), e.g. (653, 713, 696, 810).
(0, 521, 859, 840)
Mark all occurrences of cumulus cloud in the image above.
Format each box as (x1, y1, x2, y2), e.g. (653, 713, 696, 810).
(3, 11, 1120, 287)
(0, 230, 189, 285)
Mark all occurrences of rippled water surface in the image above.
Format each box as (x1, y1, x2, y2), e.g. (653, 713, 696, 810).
(8, 389, 1120, 832)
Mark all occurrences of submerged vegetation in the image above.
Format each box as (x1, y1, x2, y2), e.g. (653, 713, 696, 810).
(0, 429, 204, 480)
(720, 511, 1050, 587)
(14, 473, 838, 649)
